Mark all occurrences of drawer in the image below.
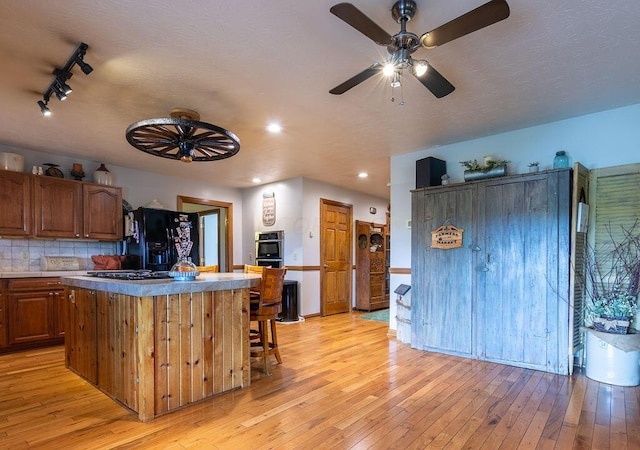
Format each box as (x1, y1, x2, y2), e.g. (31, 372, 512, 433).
(7, 277, 63, 292)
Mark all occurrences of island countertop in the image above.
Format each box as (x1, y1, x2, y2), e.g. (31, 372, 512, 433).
(61, 272, 260, 297)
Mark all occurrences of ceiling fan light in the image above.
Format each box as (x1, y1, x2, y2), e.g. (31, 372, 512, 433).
(414, 61, 428, 77)
(382, 63, 395, 77)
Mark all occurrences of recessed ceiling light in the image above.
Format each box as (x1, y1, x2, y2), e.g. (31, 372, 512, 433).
(252, 177, 262, 183)
(358, 172, 368, 178)
(266, 123, 282, 133)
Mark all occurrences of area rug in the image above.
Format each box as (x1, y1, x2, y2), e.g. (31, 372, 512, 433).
(360, 309, 389, 322)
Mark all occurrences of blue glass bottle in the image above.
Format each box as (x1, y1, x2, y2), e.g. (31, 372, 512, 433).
(553, 151, 569, 169)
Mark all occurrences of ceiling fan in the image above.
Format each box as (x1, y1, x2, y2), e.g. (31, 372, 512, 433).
(329, 0, 510, 98)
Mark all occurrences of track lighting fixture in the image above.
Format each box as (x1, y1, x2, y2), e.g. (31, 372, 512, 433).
(37, 42, 93, 116)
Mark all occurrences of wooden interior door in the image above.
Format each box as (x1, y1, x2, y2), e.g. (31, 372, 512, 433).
(320, 199, 352, 316)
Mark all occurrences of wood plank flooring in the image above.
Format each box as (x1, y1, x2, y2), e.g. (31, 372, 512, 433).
(0, 313, 638, 449)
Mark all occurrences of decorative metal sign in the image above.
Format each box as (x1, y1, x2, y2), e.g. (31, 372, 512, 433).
(262, 191, 276, 226)
(431, 224, 464, 249)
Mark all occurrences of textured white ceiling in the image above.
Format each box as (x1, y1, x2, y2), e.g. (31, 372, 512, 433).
(1, 0, 639, 199)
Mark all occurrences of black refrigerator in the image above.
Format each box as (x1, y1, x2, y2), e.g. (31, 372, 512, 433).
(124, 207, 199, 271)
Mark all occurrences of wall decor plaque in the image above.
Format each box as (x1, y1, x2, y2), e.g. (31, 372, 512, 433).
(262, 191, 276, 226)
(431, 224, 464, 249)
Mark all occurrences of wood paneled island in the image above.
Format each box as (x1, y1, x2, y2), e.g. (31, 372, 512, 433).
(61, 273, 259, 422)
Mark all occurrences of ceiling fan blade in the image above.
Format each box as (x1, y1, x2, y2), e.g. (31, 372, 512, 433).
(330, 3, 392, 46)
(412, 64, 455, 98)
(330, 63, 382, 95)
(420, 0, 510, 48)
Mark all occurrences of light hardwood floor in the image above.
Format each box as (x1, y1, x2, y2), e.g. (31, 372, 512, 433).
(0, 313, 638, 449)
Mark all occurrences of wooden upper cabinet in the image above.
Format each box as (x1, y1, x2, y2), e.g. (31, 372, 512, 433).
(83, 184, 122, 240)
(33, 176, 123, 241)
(0, 169, 32, 237)
(33, 176, 83, 238)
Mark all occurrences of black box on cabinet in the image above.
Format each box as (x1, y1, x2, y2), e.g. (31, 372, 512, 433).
(416, 157, 446, 188)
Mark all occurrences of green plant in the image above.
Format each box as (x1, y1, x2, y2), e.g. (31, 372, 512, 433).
(584, 223, 640, 322)
(528, 161, 539, 167)
(460, 159, 510, 173)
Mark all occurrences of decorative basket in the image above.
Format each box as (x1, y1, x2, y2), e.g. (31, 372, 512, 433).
(592, 316, 630, 334)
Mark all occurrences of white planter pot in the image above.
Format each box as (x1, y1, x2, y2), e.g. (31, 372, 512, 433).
(585, 330, 640, 386)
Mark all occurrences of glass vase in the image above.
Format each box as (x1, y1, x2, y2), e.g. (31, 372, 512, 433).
(553, 151, 569, 169)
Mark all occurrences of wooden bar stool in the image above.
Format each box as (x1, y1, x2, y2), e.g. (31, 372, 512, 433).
(250, 267, 286, 376)
(244, 264, 265, 301)
(197, 265, 219, 273)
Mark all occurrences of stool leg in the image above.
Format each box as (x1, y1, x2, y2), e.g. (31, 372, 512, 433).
(262, 320, 272, 376)
(270, 319, 282, 364)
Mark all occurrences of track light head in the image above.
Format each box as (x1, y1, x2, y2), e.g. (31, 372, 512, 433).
(51, 83, 67, 101)
(76, 59, 93, 75)
(55, 78, 72, 95)
(37, 100, 52, 116)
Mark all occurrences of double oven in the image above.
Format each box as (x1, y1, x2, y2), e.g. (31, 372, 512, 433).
(255, 230, 284, 268)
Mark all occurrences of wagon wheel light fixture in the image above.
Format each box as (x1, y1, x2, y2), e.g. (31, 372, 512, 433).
(125, 108, 240, 162)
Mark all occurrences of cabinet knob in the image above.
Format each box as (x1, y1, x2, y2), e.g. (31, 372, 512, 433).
(85, 234, 89, 238)
(75, 234, 80, 237)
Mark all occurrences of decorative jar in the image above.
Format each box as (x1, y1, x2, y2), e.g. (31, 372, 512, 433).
(94, 163, 113, 185)
(553, 151, 569, 169)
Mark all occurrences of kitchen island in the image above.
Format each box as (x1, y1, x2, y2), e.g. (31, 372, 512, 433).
(61, 272, 260, 422)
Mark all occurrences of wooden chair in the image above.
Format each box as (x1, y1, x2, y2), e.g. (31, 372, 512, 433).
(244, 264, 265, 300)
(250, 267, 286, 376)
(197, 265, 219, 273)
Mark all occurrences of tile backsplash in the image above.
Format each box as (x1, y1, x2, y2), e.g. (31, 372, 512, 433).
(0, 238, 117, 272)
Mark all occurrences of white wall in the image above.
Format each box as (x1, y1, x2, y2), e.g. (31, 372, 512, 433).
(242, 177, 388, 316)
(389, 103, 640, 341)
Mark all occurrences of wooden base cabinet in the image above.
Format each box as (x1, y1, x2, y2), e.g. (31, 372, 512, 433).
(411, 169, 572, 374)
(1, 277, 65, 353)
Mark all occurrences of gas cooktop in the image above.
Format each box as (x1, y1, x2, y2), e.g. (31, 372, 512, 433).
(86, 270, 171, 280)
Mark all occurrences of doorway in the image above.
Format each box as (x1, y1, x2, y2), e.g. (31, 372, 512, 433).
(177, 195, 232, 272)
(320, 198, 353, 315)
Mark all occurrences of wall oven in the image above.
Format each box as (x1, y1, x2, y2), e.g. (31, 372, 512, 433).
(255, 230, 284, 268)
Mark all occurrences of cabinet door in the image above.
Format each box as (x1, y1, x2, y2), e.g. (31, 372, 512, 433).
(33, 176, 82, 238)
(476, 171, 571, 373)
(53, 291, 65, 337)
(411, 185, 476, 355)
(65, 288, 97, 383)
(83, 184, 123, 240)
(8, 292, 54, 344)
(0, 288, 6, 347)
(0, 170, 32, 236)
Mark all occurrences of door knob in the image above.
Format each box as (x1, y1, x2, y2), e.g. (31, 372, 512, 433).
(323, 264, 329, 269)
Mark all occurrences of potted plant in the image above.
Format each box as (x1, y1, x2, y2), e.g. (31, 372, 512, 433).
(460, 158, 510, 181)
(528, 162, 539, 173)
(582, 223, 640, 386)
(584, 224, 640, 334)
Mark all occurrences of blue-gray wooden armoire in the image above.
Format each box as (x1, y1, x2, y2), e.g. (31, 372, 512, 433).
(411, 168, 571, 374)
